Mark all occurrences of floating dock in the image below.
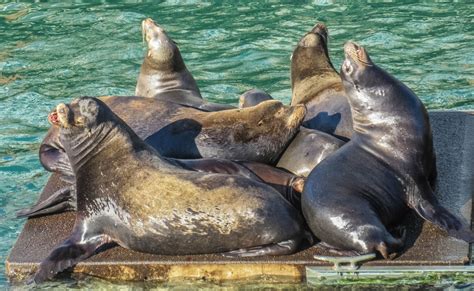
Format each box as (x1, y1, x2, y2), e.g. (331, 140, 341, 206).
(6, 111, 474, 283)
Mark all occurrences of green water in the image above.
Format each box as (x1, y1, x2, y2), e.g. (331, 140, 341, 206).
(0, 1, 473, 289)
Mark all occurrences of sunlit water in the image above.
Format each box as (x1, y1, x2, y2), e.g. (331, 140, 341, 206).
(0, 1, 473, 289)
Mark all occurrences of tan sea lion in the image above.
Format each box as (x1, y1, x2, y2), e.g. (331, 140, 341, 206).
(291, 23, 352, 140)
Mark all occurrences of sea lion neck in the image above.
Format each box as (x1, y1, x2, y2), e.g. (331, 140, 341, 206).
(142, 49, 186, 74)
(291, 73, 342, 106)
(346, 64, 430, 167)
(60, 121, 124, 173)
(136, 49, 202, 98)
(290, 45, 340, 105)
(291, 45, 338, 84)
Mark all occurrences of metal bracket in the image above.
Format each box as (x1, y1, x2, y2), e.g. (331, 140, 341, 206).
(313, 253, 376, 272)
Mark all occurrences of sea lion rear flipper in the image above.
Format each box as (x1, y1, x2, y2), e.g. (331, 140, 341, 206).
(16, 186, 76, 218)
(412, 200, 474, 242)
(31, 233, 108, 284)
(410, 183, 474, 242)
(222, 238, 300, 258)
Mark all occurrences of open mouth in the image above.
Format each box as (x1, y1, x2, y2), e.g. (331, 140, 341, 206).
(345, 42, 371, 66)
(48, 110, 59, 125)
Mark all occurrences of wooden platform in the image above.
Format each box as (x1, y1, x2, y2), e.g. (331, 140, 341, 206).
(6, 111, 474, 283)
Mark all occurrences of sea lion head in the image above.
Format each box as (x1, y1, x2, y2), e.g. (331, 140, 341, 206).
(48, 97, 111, 132)
(142, 18, 184, 71)
(291, 23, 335, 85)
(232, 100, 306, 163)
(49, 97, 121, 149)
(340, 41, 389, 114)
(49, 97, 143, 170)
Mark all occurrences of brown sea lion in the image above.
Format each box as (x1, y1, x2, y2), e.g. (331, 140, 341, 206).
(136, 18, 234, 111)
(18, 97, 306, 218)
(31, 97, 306, 283)
(291, 23, 353, 140)
(40, 96, 305, 168)
(302, 42, 474, 261)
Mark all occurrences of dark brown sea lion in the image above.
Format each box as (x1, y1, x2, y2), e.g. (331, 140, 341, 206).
(136, 18, 234, 111)
(291, 23, 353, 140)
(302, 42, 474, 260)
(31, 97, 306, 283)
(18, 97, 306, 218)
(276, 127, 344, 177)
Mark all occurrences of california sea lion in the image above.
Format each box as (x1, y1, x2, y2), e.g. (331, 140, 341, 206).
(276, 127, 344, 177)
(32, 97, 306, 283)
(136, 18, 233, 111)
(291, 23, 352, 140)
(302, 42, 474, 259)
(18, 97, 306, 217)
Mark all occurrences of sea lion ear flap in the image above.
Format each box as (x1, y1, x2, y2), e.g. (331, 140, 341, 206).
(78, 98, 100, 126)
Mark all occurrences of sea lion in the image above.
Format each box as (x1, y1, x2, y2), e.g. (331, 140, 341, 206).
(301, 42, 474, 260)
(238, 89, 274, 108)
(276, 127, 344, 177)
(291, 23, 353, 140)
(40, 97, 305, 171)
(32, 97, 306, 283)
(18, 97, 306, 218)
(136, 18, 234, 111)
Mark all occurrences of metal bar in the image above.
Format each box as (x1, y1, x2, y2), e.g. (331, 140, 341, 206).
(306, 265, 474, 283)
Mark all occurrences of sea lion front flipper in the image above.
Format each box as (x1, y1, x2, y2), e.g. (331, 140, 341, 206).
(31, 230, 109, 284)
(16, 186, 77, 218)
(198, 102, 235, 111)
(409, 182, 474, 242)
(222, 238, 300, 258)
